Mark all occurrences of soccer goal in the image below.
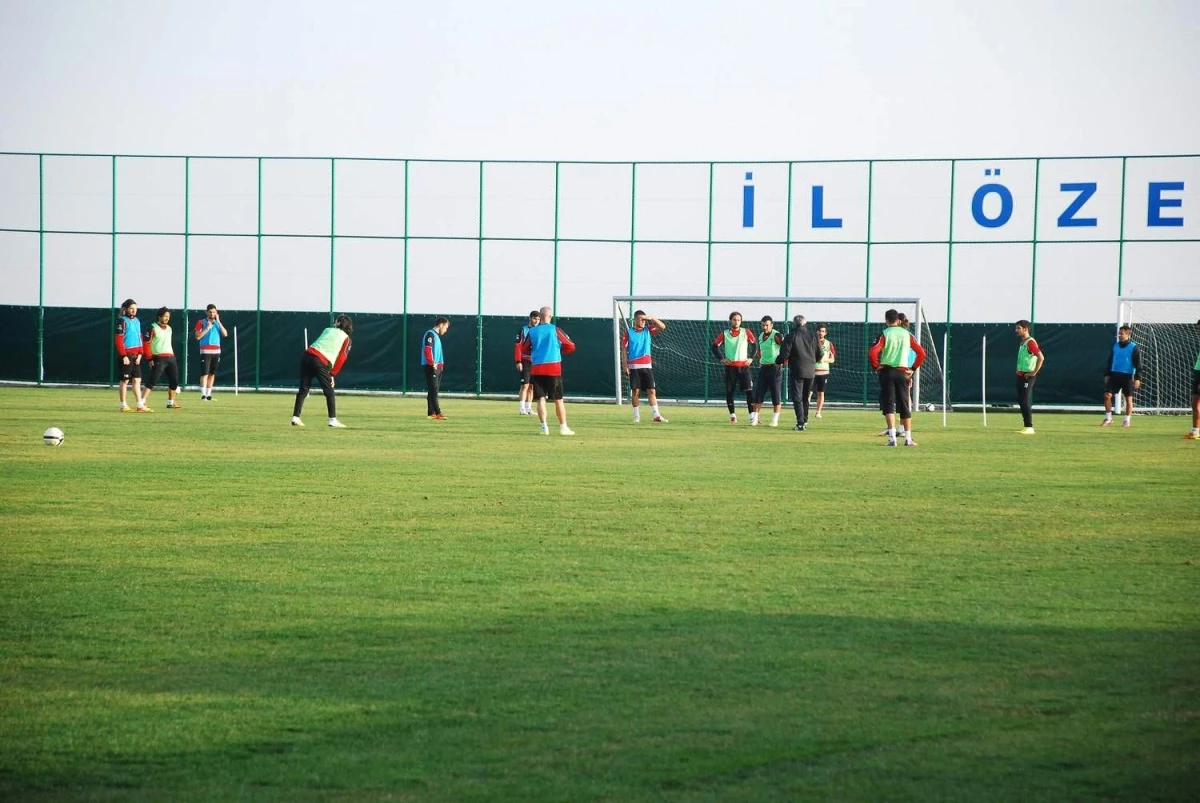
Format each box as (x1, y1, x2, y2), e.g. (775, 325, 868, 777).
(1117, 297, 1200, 414)
(612, 296, 946, 411)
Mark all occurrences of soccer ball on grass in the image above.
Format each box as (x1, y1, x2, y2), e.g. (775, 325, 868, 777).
(43, 427, 64, 446)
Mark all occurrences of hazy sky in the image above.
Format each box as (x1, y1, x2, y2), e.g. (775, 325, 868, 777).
(1, 0, 1198, 161)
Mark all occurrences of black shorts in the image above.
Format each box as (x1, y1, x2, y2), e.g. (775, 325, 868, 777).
(145, 355, 179, 391)
(531, 374, 564, 401)
(629, 367, 656, 391)
(518, 361, 532, 384)
(813, 374, 830, 393)
(878, 367, 912, 418)
(1192, 370, 1200, 397)
(724, 365, 753, 393)
(200, 354, 220, 376)
(1105, 372, 1135, 397)
(118, 354, 142, 381)
(755, 364, 782, 406)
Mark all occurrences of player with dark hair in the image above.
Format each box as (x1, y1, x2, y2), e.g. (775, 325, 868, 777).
(752, 315, 784, 427)
(1187, 319, 1200, 440)
(1014, 319, 1044, 435)
(422, 316, 450, 420)
(711, 311, 758, 424)
(523, 305, 577, 435)
(115, 299, 147, 412)
(812, 323, 836, 419)
(194, 304, 227, 401)
(291, 314, 353, 429)
(1102, 325, 1141, 428)
(140, 307, 182, 410)
(778, 314, 822, 431)
(869, 308, 926, 446)
(621, 309, 668, 424)
(514, 310, 540, 415)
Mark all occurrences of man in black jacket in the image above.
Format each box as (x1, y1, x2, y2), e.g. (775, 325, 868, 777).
(778, 314, 823, 431)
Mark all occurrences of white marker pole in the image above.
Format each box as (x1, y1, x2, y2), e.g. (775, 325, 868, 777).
(981, 335, 987, 427)
(304, 328, 309, 349)
(233, 326, 239, 396)
(942, 331, 949, 427)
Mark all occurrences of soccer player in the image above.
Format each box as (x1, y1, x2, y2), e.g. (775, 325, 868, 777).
(1101, 325, 1141, 428)
(523, 305, 577, 435)
(194, 304, 228, 401)
(621, 309, 668, 423)
(514, 310, 540, 415)
(869, 308, 926, 446)
(1187, 319, 1200, 440)
(115, 299, 147, 412)
(1014, 319, 1044, 435)
(291, 314, 352, 429)
(140, 307, 182, 410)
(752, 315, 784, 427)
(421, 316, 450, 420)
(711, 311, 758, 424)
(812, 323, 836, 419)
(778, 315, 821, 431)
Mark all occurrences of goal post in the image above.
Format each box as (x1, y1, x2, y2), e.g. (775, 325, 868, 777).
(1116, 296, 1200, 414)
(612, 295, 946, 414)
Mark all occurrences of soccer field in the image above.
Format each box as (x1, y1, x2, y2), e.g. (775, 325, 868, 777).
(1, 387, 1197, 800)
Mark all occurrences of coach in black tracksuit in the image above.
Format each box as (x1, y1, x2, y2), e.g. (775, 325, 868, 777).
(778, 315, 823, 430)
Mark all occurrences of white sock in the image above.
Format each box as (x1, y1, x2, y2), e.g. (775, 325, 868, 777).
(1123, 416, 1131, 423)
(632, 408, 640, 421)
(651, 405, 660, 416)
(887, 428, 896, 438)
(1105, 412, 1113, 420)
(771, 412, 780, 425)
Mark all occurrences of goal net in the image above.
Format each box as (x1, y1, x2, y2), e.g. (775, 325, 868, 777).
(612, 296, 946, 411)
(1117, 297, 1200, 414)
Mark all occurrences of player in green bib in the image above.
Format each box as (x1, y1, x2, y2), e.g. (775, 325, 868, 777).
(1188, 319, 1200, 439)
(868, 309, 926, 446)
(140, 307, 182, 411)
(291, 315, 353, 428)
(1014, 319, 1045, 435)
(752, 316, 785, 427)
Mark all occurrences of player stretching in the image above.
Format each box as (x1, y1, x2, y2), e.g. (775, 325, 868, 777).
(812, 323, 836, 419)
(1014, 320, 1044, 435)
(115, 299, 147, 412)
(514, 310, 540, 415)
(621, 310, 668, 423)
(1187, 319, 1200, 440)
(523, 306, 577, 435)
(1101, 325, 1141, 428)
(291, 315, 353, 429)
(869, 308, 926, 446)
(194, 304, 227, 401)
(711, 311, 758, 424)
(752, 315, 784, 427)
(141, 307, 182, 410)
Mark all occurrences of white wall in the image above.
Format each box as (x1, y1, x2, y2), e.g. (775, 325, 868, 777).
(1, 153, 1196, 320)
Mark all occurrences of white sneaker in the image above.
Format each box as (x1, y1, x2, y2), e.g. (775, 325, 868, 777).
(291, 417, 304, 427)
(632, 415, 640, 424)
(750, 417, 759, 427)
(1019, 427, 1035, 435)
(769, 419, 779, 428)
(560, 426, 575, 436)
(815, 412, 822, 418)
(652, 415, 668, 423)
(539, 425, 550, 435)
(328, 419, 347, 428)
(730, 414, 737, 424)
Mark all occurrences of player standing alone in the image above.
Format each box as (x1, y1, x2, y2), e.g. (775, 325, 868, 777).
(1014, 320, 1044, 435)
(194, 304, 228, 401)
(1101, 325, 1140, 428)
(621, 309, 668, 423)
(869, 308, 926, 446)
(291, 315, 352, 429)
(514, 310, 540, 415)
(422, 316, 450, 420)
(711, 311, 758, 424)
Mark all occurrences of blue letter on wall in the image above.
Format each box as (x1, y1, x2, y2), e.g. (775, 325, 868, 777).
(971, 179, 1014, 229)
(743, 172, 755, 228)
(1057, 182, 1098, 227)
(1148, 182, 1184, 227)
(812, 186, 842, 228)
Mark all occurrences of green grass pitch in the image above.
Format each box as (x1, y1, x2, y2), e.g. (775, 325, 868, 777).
(1, 386, 1197, 800)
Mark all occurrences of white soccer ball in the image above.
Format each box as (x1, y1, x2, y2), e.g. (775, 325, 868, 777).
(43, 427, 64, 447)
(925, 403, 937, 412)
